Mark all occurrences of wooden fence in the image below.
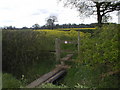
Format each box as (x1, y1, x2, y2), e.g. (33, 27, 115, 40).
(55, 38, 77, 63)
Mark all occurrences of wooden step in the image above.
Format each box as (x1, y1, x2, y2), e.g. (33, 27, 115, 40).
(26, 67, 65, 88)
(56, 64, 71, 69)
(61, 54, 73, 61)
(45, 70, 66, 83)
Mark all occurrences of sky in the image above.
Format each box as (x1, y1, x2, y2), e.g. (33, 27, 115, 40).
(0, 0, 119, 28)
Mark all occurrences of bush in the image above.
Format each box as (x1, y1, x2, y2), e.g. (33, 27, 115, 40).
(2, 73, 21, 88)
(80, 24, 119, 71)
(38, 83, 68, 88)
(62, 24, 120, 88)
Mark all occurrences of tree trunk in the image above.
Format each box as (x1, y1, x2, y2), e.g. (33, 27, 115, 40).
(51, 23, 54, 29)
(98, 13, 102, 26)
(96, 3, 102, 27)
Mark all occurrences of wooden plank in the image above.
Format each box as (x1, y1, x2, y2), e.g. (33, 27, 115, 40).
(101, 70, 120, 78)
(45, 70, 66, 83)
(26, 67, 64, 88)
(56, 64, 71, 69)
(61, 50, 74, 53)
(61, 54, 73, 61)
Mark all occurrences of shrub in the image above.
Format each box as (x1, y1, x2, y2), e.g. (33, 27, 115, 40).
(80, 24, 119, 71)
(38, 83, 68, 88)
(2, 73, 21, 88)
(62, 24, 120, 88)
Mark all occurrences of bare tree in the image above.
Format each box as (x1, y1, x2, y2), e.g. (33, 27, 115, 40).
(59, 0, 120, 26)
(46, 16, 58, 29)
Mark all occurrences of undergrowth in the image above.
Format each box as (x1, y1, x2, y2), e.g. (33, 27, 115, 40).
(2, 73, 21, 88)
(61, 24, 120, 88)
(2, 29, 79, 88)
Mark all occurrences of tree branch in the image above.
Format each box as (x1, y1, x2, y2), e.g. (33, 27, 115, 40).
(100, 70, 120, 79)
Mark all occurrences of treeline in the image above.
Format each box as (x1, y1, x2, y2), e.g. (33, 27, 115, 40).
(2, 23, 117, 30)
(2, 23, 97, 30)
(40, 23, 95, 29)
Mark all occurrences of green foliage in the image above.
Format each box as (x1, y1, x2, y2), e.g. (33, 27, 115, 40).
(2, 30, 79, 86)
(38, 83, 89, 88)
(3, 25, 119, 88)
(74, 83, 89, 88)
(38, 83, 68, 88)
(2, 73, 21, 88)
(0, 73, 2, 89)
(98, 75, 120, 88)
(23, 59, 56, 84)
(63, 63, 120, 88)
(80, 24, 119, 70)
(62, 24, 120, 88)
(62, 64, 98, 88)
(2, 31, 55, 80)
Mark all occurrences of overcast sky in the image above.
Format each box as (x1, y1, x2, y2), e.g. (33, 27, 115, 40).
(0, 0, 119, 28)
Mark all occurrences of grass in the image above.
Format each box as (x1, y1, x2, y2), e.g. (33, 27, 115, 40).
(22, 57, 56, 84)
(3, 27, 102, 88)
(0, 73, 2, 89)
(2, 73, 21, 88)
(37, 83, 68, 88)
(2, 29, 82, 88)
(2, 30, 56, 87)
(61, 63, 120, 88)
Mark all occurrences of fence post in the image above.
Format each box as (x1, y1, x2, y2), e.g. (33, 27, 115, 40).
(78, 31, 80, 56)
(55, 38, 60, 62)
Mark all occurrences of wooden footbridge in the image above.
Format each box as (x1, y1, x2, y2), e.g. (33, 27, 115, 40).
(26, 38, 74, 88)
(26, 54, 73, 88)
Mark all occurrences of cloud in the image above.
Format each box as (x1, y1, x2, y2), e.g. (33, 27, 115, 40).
(31, 8, 61, 19)
(39, 9, 49, 14)
(32, 12, 41, 16)
(2, 20, 15, 23)
(32, 9, 49, 16)
(0, 7, 13, 10)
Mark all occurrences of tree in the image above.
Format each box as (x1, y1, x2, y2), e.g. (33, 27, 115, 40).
(5, 26, 16, 30)
(102, 14, 112, 23)
(59, 0, 120, 26)
(22, 26, 29, 30)
(46, 16, 58, 29)
(32, 24, 40, 30)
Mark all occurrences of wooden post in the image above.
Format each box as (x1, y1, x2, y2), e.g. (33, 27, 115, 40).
(55, 38, 60, 62)
(118, 11, 120, 24)
(78, 31, 80, 56)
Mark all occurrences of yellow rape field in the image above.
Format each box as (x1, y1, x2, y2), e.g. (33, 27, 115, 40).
(33, 28, 96, 39)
